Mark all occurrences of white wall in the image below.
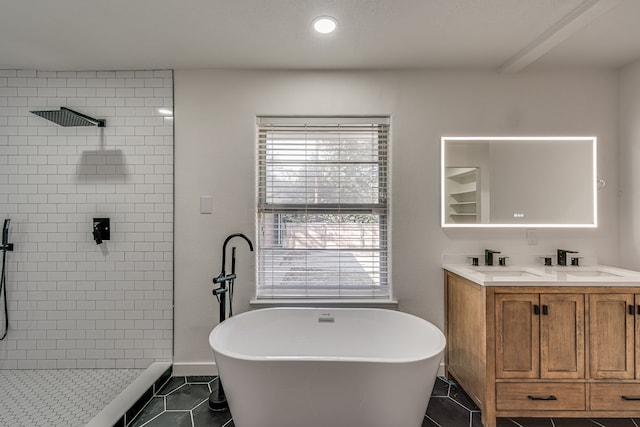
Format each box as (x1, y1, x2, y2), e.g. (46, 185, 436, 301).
(619, 59, 640, 270)
(174, 69, 619, 369)
(0, 69, 173, 369)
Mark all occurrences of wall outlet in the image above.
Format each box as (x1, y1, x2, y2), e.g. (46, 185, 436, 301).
(526, 229, 538, 245)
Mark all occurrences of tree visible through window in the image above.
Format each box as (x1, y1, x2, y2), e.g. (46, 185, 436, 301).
(256, 117, 390, 299)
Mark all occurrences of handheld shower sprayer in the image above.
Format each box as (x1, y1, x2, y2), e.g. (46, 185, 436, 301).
(2, 219, 12, 251)
(1, 219, 13, 340)
(2, 219, 9, 245)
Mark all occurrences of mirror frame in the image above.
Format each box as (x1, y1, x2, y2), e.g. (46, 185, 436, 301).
(441, 136, 598, 228)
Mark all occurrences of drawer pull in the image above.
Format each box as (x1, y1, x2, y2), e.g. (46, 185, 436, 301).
(621, 395, 640, 401)
(527, 395, 557, 401)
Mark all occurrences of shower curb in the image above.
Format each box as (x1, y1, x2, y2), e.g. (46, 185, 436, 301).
(85, 362, 172, 427)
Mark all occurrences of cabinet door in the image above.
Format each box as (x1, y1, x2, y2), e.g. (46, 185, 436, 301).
(496, 294, 539, 378)
(540, 294, 585, 379)
(589, 294, 634, 379)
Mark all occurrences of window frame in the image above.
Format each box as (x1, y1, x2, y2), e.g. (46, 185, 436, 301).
(255, 116, 391, 300)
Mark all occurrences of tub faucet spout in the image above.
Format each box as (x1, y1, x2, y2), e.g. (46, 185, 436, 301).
(219, 233, 253, 277)
(212, 233, 254, 318)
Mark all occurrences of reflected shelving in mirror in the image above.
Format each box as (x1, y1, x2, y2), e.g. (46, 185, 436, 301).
(445, 167, 479, 224)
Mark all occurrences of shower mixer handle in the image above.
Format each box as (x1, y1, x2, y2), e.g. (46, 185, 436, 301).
(213, 273, 237, 284)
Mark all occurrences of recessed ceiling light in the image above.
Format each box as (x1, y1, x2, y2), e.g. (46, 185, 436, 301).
(313, 16, 337, 34)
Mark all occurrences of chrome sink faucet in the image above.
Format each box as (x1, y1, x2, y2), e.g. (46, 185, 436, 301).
(557, 249, 579, 266)
(485, 249, 501, 266)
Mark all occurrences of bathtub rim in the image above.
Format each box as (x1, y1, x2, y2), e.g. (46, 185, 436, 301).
(209, 307, 446, 364)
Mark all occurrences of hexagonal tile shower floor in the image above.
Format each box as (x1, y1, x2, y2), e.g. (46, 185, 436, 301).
(0, 369, 143, 427)
(130, 376, 640, 427)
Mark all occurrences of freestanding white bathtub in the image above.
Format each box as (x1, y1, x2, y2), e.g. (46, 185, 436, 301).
(209, 307, 446, 427)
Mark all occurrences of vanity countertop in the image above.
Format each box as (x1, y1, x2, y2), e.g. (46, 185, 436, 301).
(443, 263, 640, 287)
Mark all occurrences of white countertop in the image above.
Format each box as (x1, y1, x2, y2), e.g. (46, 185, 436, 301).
(443, 263, 640, 286)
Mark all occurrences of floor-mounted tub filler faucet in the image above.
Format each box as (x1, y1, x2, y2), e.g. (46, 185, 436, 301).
(210, 232, 254, 411)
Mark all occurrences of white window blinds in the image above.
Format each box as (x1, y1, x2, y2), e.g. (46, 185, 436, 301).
(256, 116, 390, 299)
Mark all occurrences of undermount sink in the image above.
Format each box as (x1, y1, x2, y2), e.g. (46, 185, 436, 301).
(549, 266, 627, 278)
(564, 270, 624, 278)
(467, 267, 544, 278)
(481, 271, 542, 277)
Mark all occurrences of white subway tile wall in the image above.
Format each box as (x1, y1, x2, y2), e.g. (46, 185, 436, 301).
(0, 69, 173, 369)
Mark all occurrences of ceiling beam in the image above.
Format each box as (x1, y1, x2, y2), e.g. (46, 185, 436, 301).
(499, 0, 620, 73)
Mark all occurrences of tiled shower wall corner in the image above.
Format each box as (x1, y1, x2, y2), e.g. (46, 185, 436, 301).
(0, 69, 173, 369)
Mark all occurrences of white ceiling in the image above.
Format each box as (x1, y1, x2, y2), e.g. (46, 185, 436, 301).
(1, 0, 639, 71)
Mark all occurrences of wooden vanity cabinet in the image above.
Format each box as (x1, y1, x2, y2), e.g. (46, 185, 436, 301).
(444, 271, 640, 427)
(589, 293, 635, 379)
(588, 293, 640, 411)
(496, 293, 584, 380)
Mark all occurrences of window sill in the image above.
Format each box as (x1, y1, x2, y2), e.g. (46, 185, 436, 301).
(250, 299, 398, 309)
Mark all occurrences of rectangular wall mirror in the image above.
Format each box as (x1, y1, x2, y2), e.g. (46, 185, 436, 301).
(441, 136, 597, 228)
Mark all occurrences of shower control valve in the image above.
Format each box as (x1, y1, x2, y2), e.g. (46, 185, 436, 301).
(213, 273, 236, 284)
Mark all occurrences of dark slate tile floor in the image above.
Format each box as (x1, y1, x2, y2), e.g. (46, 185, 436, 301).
(129, 376, 640, 427)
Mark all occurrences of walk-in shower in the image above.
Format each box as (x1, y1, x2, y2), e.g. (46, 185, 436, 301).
(0, 69, 175, 427)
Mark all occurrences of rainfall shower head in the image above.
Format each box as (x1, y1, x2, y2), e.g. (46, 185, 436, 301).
(30, 107, 105, 127)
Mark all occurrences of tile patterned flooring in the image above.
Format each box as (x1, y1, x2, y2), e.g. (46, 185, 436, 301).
(3, 369, 638, 427)
(130, 375, 640, 427)
(0, 368, 143, 427)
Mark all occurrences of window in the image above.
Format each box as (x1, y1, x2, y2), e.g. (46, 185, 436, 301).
(257, 116, 390, 299)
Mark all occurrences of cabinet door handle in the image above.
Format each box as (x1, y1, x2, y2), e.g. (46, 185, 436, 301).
(621, 395, 640, 401)
(542, 305, 549, 315)
(534, 305, 540, 315)
(527, 395, 557, 401)
(630, 305, 636, 316)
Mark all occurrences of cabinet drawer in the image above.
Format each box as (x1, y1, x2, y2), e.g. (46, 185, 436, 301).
(591, 383, 640, 410)
(496, 383, 585, 411)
